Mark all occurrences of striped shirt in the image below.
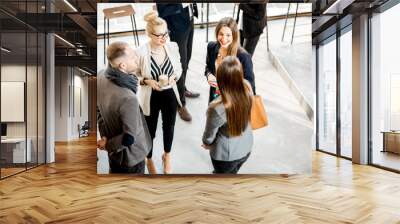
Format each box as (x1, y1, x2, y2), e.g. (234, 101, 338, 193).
(150, 55, 174, 81)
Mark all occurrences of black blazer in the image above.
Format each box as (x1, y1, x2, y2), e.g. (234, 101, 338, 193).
(156, 4, 198, 33)
(204, 41, 256, 99)
(239, 3, 267, 38)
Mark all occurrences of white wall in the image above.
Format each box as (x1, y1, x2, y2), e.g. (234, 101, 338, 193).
(71, 72, 89, 138)
(54, 67, 89, 141)
(55, 66, 69, 141)
(1, 65, 26, 138)
(1, 65, 36, 138)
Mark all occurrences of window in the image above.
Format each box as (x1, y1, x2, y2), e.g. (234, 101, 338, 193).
(340, 28, 352, 158)
(390, 74, 400, 130)
(317, 36, 337, 154)
(370, 3, 400, 171)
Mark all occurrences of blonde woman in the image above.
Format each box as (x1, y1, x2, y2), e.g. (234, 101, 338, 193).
(135, 11, 182, 174)
(204, 17, 255, 102)
(202, 56, 253, 174)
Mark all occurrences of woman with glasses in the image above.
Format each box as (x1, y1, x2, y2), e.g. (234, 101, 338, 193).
(135, 11, 182, 174)
(205, 17, 256, 103)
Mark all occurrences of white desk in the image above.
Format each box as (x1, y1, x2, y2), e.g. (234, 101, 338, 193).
(1, 138, 31, 163)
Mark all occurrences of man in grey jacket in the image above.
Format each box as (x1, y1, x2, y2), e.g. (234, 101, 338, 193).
(97, 41, 151, 174)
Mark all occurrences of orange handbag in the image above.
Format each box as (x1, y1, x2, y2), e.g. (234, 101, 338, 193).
(250, 95, 269, 130)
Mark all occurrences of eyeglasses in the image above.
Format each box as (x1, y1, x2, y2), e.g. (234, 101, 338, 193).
(152, 30, 170, 39)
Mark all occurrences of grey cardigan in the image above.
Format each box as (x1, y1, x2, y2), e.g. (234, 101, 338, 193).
(97, 70, 151, 167)
(202, 100, 253, 161)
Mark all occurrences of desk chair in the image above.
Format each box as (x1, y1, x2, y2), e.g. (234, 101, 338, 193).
(78, 121, 90, 138)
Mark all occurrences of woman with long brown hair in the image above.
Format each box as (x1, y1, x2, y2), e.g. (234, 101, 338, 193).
(202, 56, 253, 174)
(204, 17, 255, 103)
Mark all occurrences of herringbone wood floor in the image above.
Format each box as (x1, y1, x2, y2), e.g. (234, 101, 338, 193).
(1, 136, 400, 223)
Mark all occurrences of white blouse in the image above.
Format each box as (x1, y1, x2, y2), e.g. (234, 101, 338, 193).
(135, 41, 182, 116)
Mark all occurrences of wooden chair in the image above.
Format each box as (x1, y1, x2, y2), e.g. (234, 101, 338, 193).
(103, 5, 139, 64)
(281, 3, 299, 45)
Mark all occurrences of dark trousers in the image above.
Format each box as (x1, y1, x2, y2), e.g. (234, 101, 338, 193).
(110, 160, 145, 174)
(169, 19, 194, 107)
(240, 31, 261, 58)
(211, 153, 251, 174)
(145, 89, 178, 158)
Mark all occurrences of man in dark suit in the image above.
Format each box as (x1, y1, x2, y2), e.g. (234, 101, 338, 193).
(157, 3, 200, 122)
(238, 3, 267, 57)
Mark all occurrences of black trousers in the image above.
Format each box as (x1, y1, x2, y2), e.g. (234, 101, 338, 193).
(211, 153, 251, 174)
(110, 160, 145, 174)
(169, 19, 194, 107)
(145, 89, 178, 158)
(240, 31, 261, 58)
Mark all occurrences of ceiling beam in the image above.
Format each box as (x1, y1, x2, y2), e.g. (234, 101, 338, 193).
(66, 13, 97, 46)
(55, 55, 96, 70)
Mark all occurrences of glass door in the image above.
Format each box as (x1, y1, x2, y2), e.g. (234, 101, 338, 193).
(317, 36, 337, 155)
(339, 27, 352, 159)
(0, 0, 47, 179)
(1, 30, 28, 178)
(370, 3, 400, 171)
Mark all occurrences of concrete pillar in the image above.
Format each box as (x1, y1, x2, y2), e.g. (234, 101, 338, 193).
(88, 76, 97, 134)
(352, 14, 369, 164)
(45, 0, 55, 163)
(46, 33, 55, 163)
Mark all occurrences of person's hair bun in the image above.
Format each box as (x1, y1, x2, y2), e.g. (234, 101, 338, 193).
(143, 10, 165, 35)
(144, 11, 158, 22)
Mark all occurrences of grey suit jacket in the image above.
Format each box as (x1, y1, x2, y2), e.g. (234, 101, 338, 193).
(97, 70, 151, 167)
(202, 100, 253, 161)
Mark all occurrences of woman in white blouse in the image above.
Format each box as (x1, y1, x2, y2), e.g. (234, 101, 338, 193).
(135, 11, 182, 174)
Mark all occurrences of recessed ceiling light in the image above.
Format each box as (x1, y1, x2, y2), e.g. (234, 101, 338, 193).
(1, 47, 11, 53)
(322, 0, 354, 15)
(63, 0, 78, 12)
(54, 34, 75, 48)
(78, 67, 92, 76)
